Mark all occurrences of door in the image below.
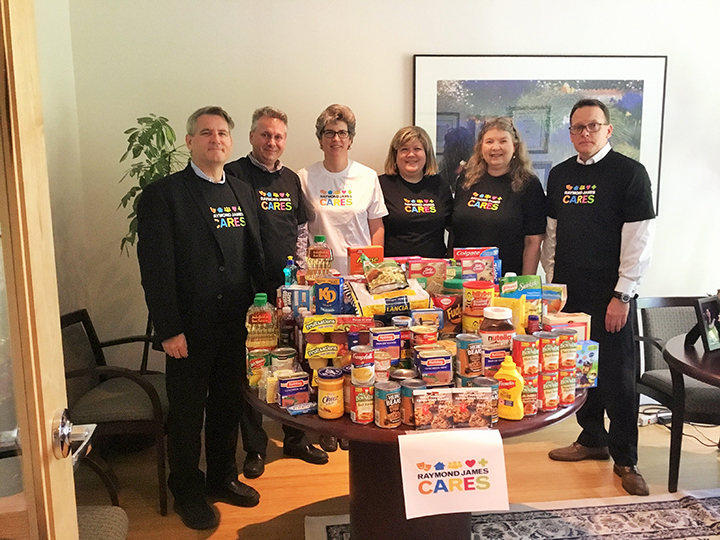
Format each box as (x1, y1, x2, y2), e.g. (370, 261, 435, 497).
(0, 1, 79, 539)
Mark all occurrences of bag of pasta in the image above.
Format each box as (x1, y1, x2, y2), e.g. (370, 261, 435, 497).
(361, 253, 408, 295)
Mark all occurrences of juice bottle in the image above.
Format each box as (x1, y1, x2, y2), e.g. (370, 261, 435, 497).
(494, 355, 524, 420)
(306, 235, 333, 278)
(279, 306, 296, 348)
(245, 293, 278, 350)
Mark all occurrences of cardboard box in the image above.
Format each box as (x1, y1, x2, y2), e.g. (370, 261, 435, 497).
(347, 245, 384, 275)
(543, 312, 592, 341)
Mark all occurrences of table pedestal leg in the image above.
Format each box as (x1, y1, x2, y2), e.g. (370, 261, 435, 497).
(669, 368, 685, 493)
(348, 440, 471, 540)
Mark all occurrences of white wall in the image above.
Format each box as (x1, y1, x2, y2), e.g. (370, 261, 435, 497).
(35, 0, 720, 366)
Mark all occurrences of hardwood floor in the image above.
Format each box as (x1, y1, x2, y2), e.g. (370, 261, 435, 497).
(74, 418, 720, 540)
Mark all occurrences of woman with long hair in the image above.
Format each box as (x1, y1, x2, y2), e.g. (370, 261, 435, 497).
(451, 117, 546, 275)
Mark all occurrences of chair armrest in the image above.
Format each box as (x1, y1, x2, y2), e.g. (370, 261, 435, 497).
(99, 335, 152, 348)
(65, 366, 164, 423)
(634, 334, 665, 353)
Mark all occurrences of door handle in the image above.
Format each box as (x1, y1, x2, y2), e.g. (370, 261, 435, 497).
(52, 408, 72, 459)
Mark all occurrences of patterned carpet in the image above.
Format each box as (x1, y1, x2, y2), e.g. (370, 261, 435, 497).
(305, 490, 720, 540)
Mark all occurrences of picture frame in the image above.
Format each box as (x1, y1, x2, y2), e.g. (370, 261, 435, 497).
(695, 296, 720, 352)
(414, 54, 667, 212)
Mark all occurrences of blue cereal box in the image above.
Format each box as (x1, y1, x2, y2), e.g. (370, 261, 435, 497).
(314, 277, 344, 314)
(576, 340, 599, 388)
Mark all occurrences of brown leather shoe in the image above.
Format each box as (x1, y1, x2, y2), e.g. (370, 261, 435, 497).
(613, 464, 649, 496)
(548, 442, 611, 462)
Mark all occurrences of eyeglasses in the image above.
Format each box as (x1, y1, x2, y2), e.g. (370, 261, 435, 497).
(322, 129, 350, 139)
(569, 122, 608, 135)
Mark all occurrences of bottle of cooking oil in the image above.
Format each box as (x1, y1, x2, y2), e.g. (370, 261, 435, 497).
(494, 355, 524, 420)
(306, 235, 333, 279)
(245, 293, 278, 350)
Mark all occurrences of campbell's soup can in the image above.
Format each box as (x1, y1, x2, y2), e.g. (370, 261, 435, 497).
(400, 379, 426, 425)
(351, 345, 374, 366)
(410, 325, 438, 346)
(375, 381, 401, 428)
(538, 372, 559, 411)
(534, 331, 560, 373)
(350, 382, 374, 424)
(555, 328, 579, 369)
(463, 280, 494, 313)
(522, 375, 538, 416)
(559, 368, 577, 407)
(471, 376, 499, 424)
(512, 335, 539, 376)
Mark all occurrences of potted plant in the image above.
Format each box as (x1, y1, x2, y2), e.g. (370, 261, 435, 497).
(118, 114, 188, 254)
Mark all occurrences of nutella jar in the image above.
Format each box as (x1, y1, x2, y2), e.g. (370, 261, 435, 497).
(479, 307, 516, 378)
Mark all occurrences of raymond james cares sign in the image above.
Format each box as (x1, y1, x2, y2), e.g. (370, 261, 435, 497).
(398, 429, 509, 519)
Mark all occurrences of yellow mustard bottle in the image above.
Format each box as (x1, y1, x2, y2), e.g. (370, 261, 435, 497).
(494, 355, 524, 420)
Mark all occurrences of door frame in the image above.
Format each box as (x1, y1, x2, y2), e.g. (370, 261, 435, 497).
(0, 0, 78, 538)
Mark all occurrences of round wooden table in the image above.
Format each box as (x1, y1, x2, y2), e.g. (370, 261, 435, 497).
(663, 334, 720, 491)
(244, 387, 587, 540)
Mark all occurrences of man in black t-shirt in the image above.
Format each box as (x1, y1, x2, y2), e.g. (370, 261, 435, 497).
(541, 99, 655, 496)
(226, 107, 328, 472)
(137, 107, 265, 529)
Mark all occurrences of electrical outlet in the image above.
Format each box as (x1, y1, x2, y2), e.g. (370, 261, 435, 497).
(638, 413, 657, 426)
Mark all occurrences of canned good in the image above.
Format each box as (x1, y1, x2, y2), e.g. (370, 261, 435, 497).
(410, 325, 438, 346)
(455, 333, 483, 376)
(462, 311, 483, 334)
(351, 345, 374, 366)
(555, 329, 579, 369)
(350, 382, 374, 424)
(247, 349, 271, 387)
(351, 345, 375, 385)
(370, 327, 402, 365)
(512, 335, 539, 376)
(400, 379, 426, 425)
(374, 349, 393, 371)
(521, 375, 538, 416)
(463, 280, 494, 313)
(342, 365, 352, 413)
(534, 331, 560, 373)
(559, 368, 577, 406)
(391, 316, 412, 327)
(471, 376, 499, 424)
(389, 368, 418, 382)
(277, 371, 310, 408)
(375, 381, 401, 428)
(417, 349, 453, 386)
(271, 347, 296, 372)
(538, 372, 559, 411)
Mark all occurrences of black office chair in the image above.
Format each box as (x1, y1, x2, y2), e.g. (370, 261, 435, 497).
(634, 296, 720, 491)
(61, 309, 169, 515)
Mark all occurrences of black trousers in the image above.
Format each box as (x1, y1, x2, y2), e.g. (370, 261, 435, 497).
(165, 320, 264, 503)
(555, 267, 639, 467)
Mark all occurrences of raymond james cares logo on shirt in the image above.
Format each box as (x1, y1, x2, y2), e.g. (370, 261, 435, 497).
(403, 198, 437, 213)
(211, 206, 246, 228)
(468, 192, 501, 211)
(319, 189, 353, 206)
(562, 184, 596, 204)
(258, 190, 293, 211)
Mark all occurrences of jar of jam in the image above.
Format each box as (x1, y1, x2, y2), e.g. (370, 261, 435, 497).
(479, 307, 515, 377)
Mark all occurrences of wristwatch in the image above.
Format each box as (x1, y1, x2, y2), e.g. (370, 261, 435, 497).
(612, 291, 632, 304)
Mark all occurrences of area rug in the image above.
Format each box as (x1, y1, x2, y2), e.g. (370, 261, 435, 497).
(304, 489, 720, 540)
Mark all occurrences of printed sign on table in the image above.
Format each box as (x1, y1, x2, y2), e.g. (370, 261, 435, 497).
(398, 429, 508, 519)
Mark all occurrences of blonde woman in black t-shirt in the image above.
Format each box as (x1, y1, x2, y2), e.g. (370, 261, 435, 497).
(450, 117, 546, 275)
(379, 126, 453, 258)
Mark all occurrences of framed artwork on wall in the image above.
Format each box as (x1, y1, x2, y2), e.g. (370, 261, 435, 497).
(414, 54, 667, 212)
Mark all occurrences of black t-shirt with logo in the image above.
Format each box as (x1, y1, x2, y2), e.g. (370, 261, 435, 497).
(225, 157, 307, 290)
(546, 150, 655, 276)
(197, 178, 253, 316)
(451, 173, 546, 275)
(378, 173, 452, 258)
